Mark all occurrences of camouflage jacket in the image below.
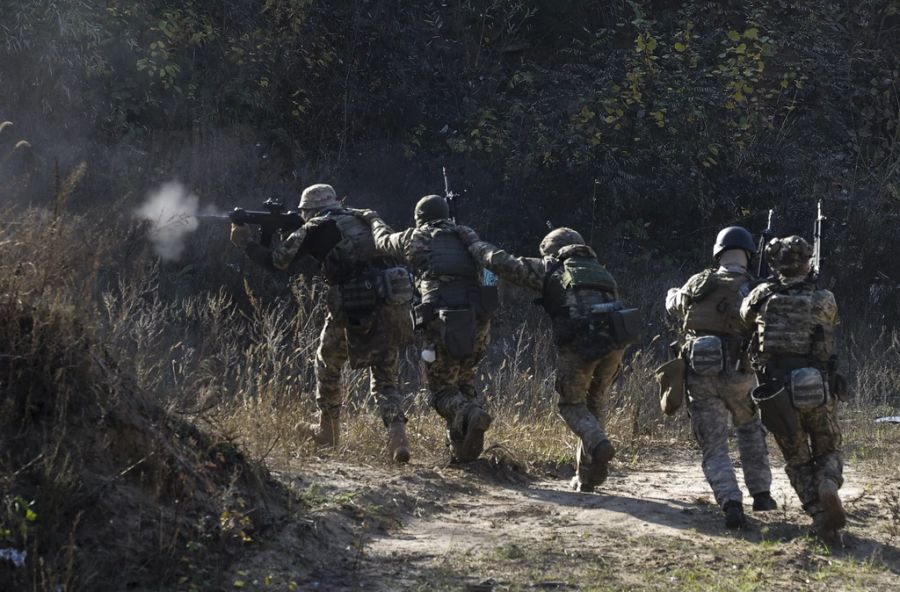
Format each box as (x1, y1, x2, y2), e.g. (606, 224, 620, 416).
(666, 265, 753, 338)
(370, 217, 480, 302)
(740, 278, 839, 366)
(465, 239, 547, 292)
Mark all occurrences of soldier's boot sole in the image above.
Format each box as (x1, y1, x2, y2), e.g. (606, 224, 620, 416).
(583, 439, 616, 488)
(457, 409, 492, 462)
(819, 481, 847, 531)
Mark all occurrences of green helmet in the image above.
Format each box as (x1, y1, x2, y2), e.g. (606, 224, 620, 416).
(298, 183, 338, 210)
(414, 194, 450, 226)
(539, 227, 585, 257)
(765, 235, 812, 277)
(713, 226, 756, 259)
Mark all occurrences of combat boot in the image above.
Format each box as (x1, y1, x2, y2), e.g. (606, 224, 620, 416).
(723, 500, 746, 529)
(752, 491, 778, 511)
(297, 414, 340, 448)
(572, 439, 615, 492)
(818, 478, 847, 531)
(387, 421, 411, 464)
(456, 405, 492, 462)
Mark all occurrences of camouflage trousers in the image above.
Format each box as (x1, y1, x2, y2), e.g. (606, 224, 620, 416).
(687, 370, 772, 508)
(423, 317, 491, 428)
(315, 305, 409, 426)
(556, 346, 625, 455)
(772, 400, 843, 517)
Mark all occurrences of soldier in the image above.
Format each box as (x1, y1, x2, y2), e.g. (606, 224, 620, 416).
(230, 184, 415, 463)
(458, 227, 635, 492)
(741, 235, 846, 540)
(665, 227, 775, 529)
(354, 195, 496, 462)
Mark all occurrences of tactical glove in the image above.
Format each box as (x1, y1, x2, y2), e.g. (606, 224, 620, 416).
(230, 223, 251, 249)
(351, 208, 379, 223)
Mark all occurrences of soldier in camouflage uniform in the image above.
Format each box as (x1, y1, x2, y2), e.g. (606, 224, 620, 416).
(741, 235, 846, 539)
(230, 184, 415, 463)
(355, 195, 496, 462)
(666, 227, 775, 529)
(458, 227, 629, 492)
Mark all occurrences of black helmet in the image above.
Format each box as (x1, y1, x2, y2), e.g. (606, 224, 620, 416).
(713, 226, 756, 259)
(414, 194, 450, 226)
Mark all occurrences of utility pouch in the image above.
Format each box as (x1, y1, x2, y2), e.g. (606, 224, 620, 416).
(339, 277, 379, 316)
(477, 285, 500, 315)
(379, 267, 415, 305)
(413, 302, 437, 329)
(752, 383, 799, 437)
(438, 308, 476, 359)
(788, 367, 829, 409)
(655, 358, 686, 416)
(608, 307, 640, 346)
(689, 335, 724, 376)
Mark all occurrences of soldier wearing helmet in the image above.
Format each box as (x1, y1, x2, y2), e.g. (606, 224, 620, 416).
(741, 235, 846, 541)
(665, 225, 775, 530)
(457, 225, 637, 492)
(354, 195, 497, 462)
(230, 183, 415, 463)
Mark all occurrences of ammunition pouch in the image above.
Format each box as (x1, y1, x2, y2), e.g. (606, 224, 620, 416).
(338, 274, 381, 317)
(751, 383, 799, 438)
(787, 367, 829, 409)
(688, 335, 724, 376)
(586, 301, 640, 347)
(413, 302, 437, 329)
(478, 285, 500, 316)
(378, 267, 415, 305)
(655, 358, 686, 416)
(438, 308, 476, 359)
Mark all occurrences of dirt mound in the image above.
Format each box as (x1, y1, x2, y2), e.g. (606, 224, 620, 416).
(0, 300, 286, 590)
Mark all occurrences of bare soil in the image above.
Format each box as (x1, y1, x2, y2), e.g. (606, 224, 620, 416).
(226, 445, 900, 592)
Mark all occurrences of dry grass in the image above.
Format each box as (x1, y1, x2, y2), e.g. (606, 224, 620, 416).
(1, 204, 898, 589)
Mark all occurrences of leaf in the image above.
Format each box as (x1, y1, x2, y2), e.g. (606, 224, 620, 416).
(744, 28, 759, 40)
(674, 42, 686, 52)
(735, 43, 747, 55)
(234, 580, 245, 588)
(727, 30, 741, 42)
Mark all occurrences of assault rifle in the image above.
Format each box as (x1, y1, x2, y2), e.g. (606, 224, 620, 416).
(810, 200, 825, 285)
(201, 198, 304, 248)
(442, 166, 459, 222)
(757, 208, 776, 278)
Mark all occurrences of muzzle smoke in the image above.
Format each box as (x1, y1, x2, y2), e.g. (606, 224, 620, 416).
(134, 181, 214, 261)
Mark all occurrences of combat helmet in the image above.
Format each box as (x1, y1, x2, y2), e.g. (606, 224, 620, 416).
(539, 227, 585, 257)
(414, 194, 450, 226)
(765, 235, 813, 278)
(299, 183, 338, 211)
(713, 226, 756, 260)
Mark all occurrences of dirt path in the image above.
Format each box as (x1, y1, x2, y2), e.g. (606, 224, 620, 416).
(236, 450, 900, 591)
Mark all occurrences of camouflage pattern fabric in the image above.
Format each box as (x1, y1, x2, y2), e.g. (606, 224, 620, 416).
(316, 308, 408, 426)
(423, 316, 492, 426)
(263, 206, 410, 427)
(668, 266, 772, 508)
(368, 216, 491, 425)
(771, 400, 842, 517)
(687, 370, 772, 507)
(557, 346, 625, 453)
(465, 238, 624, 451)
(741, 278, 843, 518)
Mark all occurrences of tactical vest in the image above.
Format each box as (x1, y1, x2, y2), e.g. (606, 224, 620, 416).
(320, 208, 380, 279)
(756, 284, 816, 356)
(542, 248, 617, 317)
(421, 223, 479, 308)
(682, 269, 751, 336)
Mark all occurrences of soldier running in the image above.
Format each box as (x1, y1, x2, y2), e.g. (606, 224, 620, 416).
(741, 235, 847, 541)
(666, 226, 775, 528)
(458, 227, 637, 491)
(355, 195, 497, 462)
